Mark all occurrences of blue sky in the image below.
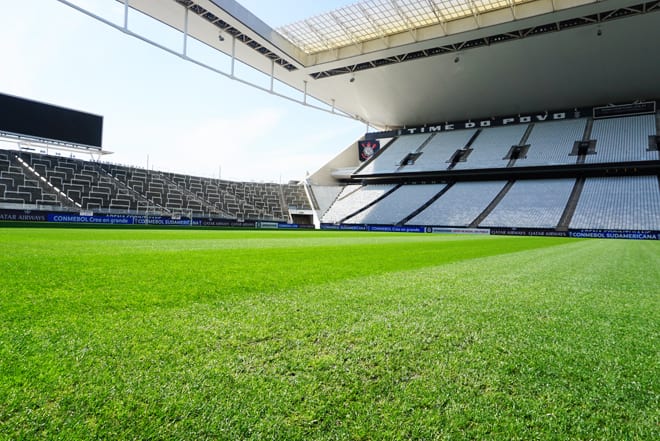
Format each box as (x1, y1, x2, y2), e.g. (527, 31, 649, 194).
(0, 0, 362, 182)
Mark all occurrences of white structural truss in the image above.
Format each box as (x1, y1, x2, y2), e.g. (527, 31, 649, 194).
(52, 0, 659, 129)
(53, 0, 366, 125)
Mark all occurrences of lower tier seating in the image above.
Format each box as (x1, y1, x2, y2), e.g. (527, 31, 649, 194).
(345, 183, 446, 225)
(481, 179, 575, 228)
(322, 184, 396, 224)
(323, 175, 660, 231)
(569, 176, 660, 230)
(407, 181, 508, 227)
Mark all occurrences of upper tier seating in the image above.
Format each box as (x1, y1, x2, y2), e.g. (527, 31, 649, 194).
(586, 115, 658, 164)
(514, 119, 586, 167)
(402, 130, 477, 172)
(407, 181, 507, 226)
(569, 176, 660, 230)
(357, 133, 430, 175)
(480, 178, 575, 228)
(453, 124, 528, 170)
(322, 184, 396, 224)
(345, 183, 446, 225)
(355, 114, 658, 177)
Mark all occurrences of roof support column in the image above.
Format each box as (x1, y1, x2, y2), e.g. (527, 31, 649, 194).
(230, 35, 236, 78)
(182, 7, 189, 57)
(303, 81, 308, 105)
(270, 59, 275, 92)
(123, 0, 130, 30)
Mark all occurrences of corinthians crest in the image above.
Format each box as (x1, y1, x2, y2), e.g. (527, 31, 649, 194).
(358, 140, 380, 162)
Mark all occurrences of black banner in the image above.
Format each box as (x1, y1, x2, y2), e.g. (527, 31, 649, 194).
(358, 139, 380, 162)
(365, 101, 658, 140)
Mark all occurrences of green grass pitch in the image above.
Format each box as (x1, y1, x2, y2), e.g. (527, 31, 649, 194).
(0, 228, 658, 440)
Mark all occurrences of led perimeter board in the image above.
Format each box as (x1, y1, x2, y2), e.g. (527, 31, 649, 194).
(0, 93, 103, 149)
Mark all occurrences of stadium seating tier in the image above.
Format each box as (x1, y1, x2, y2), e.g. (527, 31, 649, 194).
(2, 112, 659, 232)
(0, 149, 310, 221)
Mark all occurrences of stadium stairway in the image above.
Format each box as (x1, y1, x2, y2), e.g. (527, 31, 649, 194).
(302, 182, 320, 211)
(39, 156, 97, 210)
(159, 172, 230, 218)
(277, 185, 288, 216)
(505, 124, 534, 167)
(556, 177, 586, 231)
(447, 130, 481, 170)
(573, 117, 596, 165)
(13, 152, 80, 209)
(519, 123, 535, 146)
(583, 118, 594, 142)
(103, 165, 171, 214)
(101, 164, 172, 215)
(469, 180, 515, 228)
(398, 183, 454, 226)
(326, 185, 361, 217)
(414, 133, 437, 154)
(310, 185, 345, 220)
(338, 184, 402, 224)
(393, 134, 437, 172)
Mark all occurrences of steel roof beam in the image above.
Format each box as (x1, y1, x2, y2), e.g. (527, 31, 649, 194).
(304, 20, 333, 52)
(357, 3, 391, 45)
(427, 0, 448, 34)
(329, 12, 363, 51)
(388, 0, 419, 42)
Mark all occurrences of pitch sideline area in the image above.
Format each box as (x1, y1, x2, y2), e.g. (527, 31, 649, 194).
(0, 229, 658, 439)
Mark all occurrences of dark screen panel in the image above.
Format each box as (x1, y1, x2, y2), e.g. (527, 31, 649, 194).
(0, 93, 103, 148)
(593, 101, 656, 119)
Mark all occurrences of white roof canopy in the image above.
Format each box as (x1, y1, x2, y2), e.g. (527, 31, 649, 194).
(276, 0, 600, 55)
(61, 0, 660, 128)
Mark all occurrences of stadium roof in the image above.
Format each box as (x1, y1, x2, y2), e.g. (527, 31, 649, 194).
(63, 0, 660, 129)
(277, 0, 590, 55)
